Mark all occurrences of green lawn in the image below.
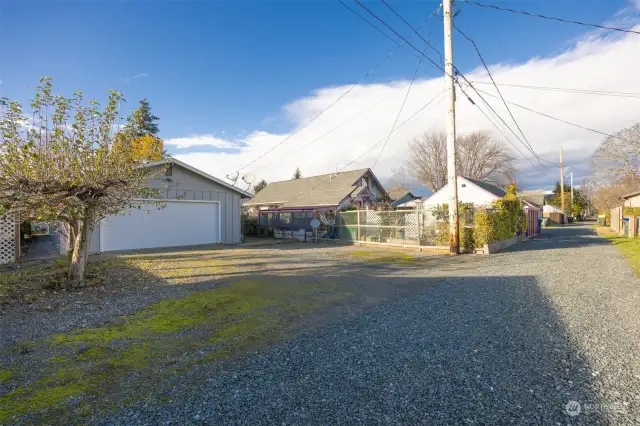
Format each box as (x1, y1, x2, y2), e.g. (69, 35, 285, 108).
(596, 227, 640, 273)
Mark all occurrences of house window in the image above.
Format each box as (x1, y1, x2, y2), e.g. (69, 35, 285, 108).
(461, 183, 466, 188)
(165, 165, 173, 177)
(361, 177, 367, 188)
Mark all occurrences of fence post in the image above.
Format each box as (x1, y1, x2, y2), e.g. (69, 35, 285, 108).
(356, 210, 361, 241)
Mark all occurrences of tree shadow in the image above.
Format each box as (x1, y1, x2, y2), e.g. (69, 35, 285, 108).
(107, 273, 608, 425)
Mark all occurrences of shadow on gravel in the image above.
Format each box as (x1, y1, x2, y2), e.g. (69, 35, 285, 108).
(94, 274, 608, 425)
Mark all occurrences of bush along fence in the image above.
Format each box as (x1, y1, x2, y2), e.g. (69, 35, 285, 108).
(425, 184, 527, 254)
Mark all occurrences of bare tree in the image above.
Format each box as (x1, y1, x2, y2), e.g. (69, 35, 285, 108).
(408, 130, 517, 192)
(591, 123, 640, 185)
(587, 123, 640, 212)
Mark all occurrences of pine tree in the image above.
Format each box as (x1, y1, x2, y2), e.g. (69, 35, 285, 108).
(253, 180, 268, 194)
(292, 167, 302, 179)
(127, 98, 159, 137)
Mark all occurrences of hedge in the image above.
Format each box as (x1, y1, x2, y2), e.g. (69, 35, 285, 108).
(623, 207, 640, 217)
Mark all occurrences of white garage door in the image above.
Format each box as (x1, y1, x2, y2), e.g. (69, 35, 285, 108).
(100, 200, 220, 252)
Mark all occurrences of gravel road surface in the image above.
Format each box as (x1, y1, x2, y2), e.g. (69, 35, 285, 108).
(93, 225, 640, 425)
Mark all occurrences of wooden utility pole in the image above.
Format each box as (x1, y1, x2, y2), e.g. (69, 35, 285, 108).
(560, 147, 565, 221)
(443, 0, 459, 255)
(570, 172, 574, 216)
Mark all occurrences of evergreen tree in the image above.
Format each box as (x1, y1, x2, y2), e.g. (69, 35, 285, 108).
(292, 167, 302, 179)
(127, 98, 159, 137)
(253, 180, 268, 194)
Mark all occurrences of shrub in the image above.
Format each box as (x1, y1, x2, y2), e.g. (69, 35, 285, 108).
(623, 207, 640, 217)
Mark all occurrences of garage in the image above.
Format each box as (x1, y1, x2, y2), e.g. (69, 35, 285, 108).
(100, 200, 220, 252)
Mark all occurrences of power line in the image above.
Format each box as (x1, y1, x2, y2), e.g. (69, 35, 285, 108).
(456, 84, 537, 167)
(380, 0, 443, 64)
(460, 0, 640, 36)
(350, 0, 553, 168)
(337, 0, 421, 60)
(453, 22, 537, 158)
(467, 81, 640, 99)
(469, 85, 640, 144)
(353, 0, 444, 72)
(352, 0, 547, 165)
(282, 93, 445, 207)
(235, 6, 441, 174)
(373, 47, 425, 168)
(253, 93, 395, 173)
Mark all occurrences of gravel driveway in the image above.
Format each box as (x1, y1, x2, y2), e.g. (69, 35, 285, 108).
(91, 225, 639, 425)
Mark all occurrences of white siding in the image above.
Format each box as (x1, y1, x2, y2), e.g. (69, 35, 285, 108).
(424, 177, 500, 207)
(100, 201, 220, 252)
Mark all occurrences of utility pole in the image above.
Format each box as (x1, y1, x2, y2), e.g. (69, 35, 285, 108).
(570, 172, 574, 217)
(443, 0, 459, 255)
(560, 147, 565, 222)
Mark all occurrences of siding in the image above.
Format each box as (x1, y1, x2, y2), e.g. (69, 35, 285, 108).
(424, 177, 500, 207)
(90, 163, 245, 252)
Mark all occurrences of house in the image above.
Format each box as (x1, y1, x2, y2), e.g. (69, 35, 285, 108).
(422, 176, 540, 238)
(610, 190, 640, 235)
(423, 176, 507, 207)
(87, 158, 252, 253)
(245, 168, 389, 240)
(621, 190, 640, 207)
(387, 188, 420, 208)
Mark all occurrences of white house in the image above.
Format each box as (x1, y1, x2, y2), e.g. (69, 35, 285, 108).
(423, 176, 507, 207)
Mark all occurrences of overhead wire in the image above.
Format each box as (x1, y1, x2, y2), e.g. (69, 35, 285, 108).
(337, 0, 421, 60)
(456, 84, 537, 167)
(452, 22, 537, 158)
(468, 84, 640, 144)
(460, 0, 640, 36)
(234, 5, 441, 174)
(350, 0, 550, 165)
(466, 81, 640, 99)
(372, 46, 426, 168)
(280, 91, 446, 207)
(251, 94, 396, 174)
(380, 0, 443, 64)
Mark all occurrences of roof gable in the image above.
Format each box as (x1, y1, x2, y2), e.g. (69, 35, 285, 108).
(247, 168, 378, 208)
(462, 177, 507, 198)
(143, 158, 252, 198)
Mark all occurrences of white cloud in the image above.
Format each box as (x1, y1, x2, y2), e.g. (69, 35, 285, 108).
(123, 72, 149, 84)
(165, 134, 240, 149)
(172, 25, 640, 189)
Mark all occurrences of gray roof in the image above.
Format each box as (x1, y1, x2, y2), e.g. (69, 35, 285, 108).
(387, 187, 414, 201)
(463, 177, 507, 198)
(247, 168, 372, 208)
(621, 190, 640, 200)
(519, 190, 545, 208)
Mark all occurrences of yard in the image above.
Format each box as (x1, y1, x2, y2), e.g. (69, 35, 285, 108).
(0, 243, 441, 423)
(595, 226, 640, 273)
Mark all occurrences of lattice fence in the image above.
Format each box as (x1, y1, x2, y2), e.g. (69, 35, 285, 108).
(334, 209, 442, 246)
(0, 214, 16, 264)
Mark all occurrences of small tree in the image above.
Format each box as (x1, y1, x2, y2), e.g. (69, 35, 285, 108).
(292, 167, 302, 179)
(253, 179, 268, 194)
(0, 78, 164, 283)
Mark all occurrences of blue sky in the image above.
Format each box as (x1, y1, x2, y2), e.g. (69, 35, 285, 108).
(1, 0, 639, 190)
